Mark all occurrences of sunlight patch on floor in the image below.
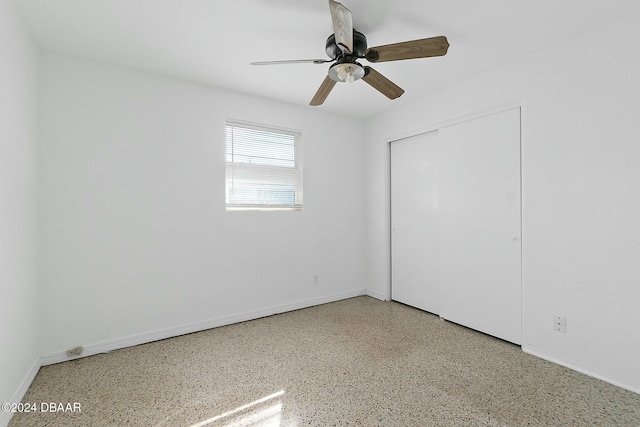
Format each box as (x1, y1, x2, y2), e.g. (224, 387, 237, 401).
(190, 390, 285, 427)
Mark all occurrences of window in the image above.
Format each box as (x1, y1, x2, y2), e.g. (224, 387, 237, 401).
(225, 121, 303, 210)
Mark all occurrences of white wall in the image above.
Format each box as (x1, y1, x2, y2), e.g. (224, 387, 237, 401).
(5, 2, 639, 414)
(0, 0, 40, 423)
(365, 12, 640, 392)
(38, 53, 367, 359)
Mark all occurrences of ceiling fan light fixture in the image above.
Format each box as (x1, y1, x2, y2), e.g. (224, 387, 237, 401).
(251, 1, 449, 106)
(328, 62, 365, 83)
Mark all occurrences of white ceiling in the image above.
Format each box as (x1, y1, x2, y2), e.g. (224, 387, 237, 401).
(14, 0, 640, 119)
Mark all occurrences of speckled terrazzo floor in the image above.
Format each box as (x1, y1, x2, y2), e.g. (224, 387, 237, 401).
(9, 296, 640, 426)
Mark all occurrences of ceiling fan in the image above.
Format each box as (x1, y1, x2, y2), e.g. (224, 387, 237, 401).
(251, 0, 450, 106)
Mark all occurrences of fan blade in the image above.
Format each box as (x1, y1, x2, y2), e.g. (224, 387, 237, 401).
(310, 75, 337, 106)
(366, 36, 449, 63)
(251, 59, 330, 66)
(362, 66, 404, 100)
(329, 0, 353, 53)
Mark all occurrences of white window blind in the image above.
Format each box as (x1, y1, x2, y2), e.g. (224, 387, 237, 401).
(226, 121, 303, 210)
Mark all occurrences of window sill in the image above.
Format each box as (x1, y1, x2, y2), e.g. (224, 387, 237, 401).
(226, 205, 303, 212)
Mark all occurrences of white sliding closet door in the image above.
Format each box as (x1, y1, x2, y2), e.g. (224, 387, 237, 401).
(438, 107, 521, 344)
(391, 131, 440, 314)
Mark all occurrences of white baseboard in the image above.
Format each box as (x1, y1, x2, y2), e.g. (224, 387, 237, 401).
(0, 357, 41, 427)
(522, 344, 640, 395)
(365, 288, 389, 301)
(41, 289, 366, 366)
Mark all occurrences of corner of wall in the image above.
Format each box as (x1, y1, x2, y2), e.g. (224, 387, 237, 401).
(0, 0, 42, 422)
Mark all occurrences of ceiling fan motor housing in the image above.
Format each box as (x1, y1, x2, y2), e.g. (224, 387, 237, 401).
(325, 30, 368, 58)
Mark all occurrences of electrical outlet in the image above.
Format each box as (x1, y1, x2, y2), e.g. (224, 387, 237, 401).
(66, 346, 83, 357)
(554, 316, 566, 333)
(313, 275, 319, 286)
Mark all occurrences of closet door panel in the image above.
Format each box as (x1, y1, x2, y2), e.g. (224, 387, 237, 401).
(438, 108, 521, 344)
(390, 131, 439, 314)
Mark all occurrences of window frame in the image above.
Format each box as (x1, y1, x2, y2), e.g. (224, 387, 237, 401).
(225, 120, 303, 211)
